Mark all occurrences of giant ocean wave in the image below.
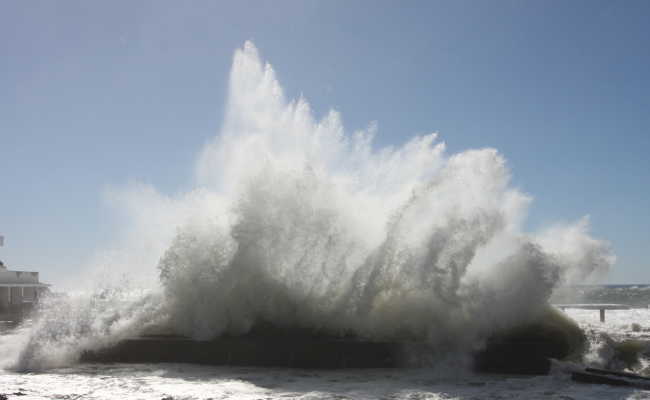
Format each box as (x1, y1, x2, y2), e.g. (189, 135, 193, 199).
(6, 42, 614, 371)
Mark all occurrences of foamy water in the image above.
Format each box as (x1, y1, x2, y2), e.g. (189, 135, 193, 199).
(2, 308, 649, 399)
(568, 308, 650, 339)
(0, 360, 647, 399)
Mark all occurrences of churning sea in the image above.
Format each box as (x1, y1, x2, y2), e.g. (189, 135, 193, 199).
(1, 285, 650, 400)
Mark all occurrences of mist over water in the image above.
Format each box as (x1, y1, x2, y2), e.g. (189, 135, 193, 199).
(6, 42, 614, 371)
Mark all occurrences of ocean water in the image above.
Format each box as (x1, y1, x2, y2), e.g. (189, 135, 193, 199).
(0, 362, 645, 400)
(0, 43, 633, 398)
(2, 301, 650, 400)
(0, 306, 649, 399)
(553, 285, 650, 308)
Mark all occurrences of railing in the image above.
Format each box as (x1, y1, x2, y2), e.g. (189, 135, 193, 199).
(554, 304, 631, 322)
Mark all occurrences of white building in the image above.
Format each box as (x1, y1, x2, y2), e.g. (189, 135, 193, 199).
(0, 261, 49, 315)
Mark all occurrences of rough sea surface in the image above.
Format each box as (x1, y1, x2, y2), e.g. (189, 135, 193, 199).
(1, 306, 649, 400)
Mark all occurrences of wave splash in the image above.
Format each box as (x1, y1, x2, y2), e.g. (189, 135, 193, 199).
(8, 42, 614, 371)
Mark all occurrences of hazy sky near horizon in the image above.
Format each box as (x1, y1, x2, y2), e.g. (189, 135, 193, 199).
(1, 0, 649, 285)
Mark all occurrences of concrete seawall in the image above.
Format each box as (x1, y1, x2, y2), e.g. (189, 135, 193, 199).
(82, 333, 400, 369)
(81, 307, 585, 374)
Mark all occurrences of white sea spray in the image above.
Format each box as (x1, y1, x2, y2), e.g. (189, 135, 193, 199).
(4, 42, 614, 371)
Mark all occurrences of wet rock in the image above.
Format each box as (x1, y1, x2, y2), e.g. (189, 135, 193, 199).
(83, 305, 586, 375)
(82, 328, 400, 368)
(474, 306, 586, 375)
(613, 339, 649, 369)
(573, 368, 650, 389)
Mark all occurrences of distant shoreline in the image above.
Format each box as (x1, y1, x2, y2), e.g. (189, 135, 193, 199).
(561, 284, 650, 288)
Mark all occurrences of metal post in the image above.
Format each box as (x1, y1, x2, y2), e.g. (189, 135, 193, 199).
(600, 309, 605, 323)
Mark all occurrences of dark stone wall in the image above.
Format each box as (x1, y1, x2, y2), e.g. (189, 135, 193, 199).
(83, 306, 586, 374)
(82, 334, 399, 368)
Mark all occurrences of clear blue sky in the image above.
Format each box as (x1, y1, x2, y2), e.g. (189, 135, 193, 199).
(1, 0, 648, 285)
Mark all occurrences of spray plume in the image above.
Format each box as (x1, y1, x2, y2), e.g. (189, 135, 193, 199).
(7, 42, 614, 371)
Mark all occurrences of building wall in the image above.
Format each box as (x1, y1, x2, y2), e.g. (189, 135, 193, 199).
(0, 287, 8, 311)
(23, 286, 36, 301)
(0, 268, 47, 315)
(10, 287, 22, 305)
(0, 269, 39, 284)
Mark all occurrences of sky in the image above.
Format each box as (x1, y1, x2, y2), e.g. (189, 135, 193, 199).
(1, 0, 649, 285)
